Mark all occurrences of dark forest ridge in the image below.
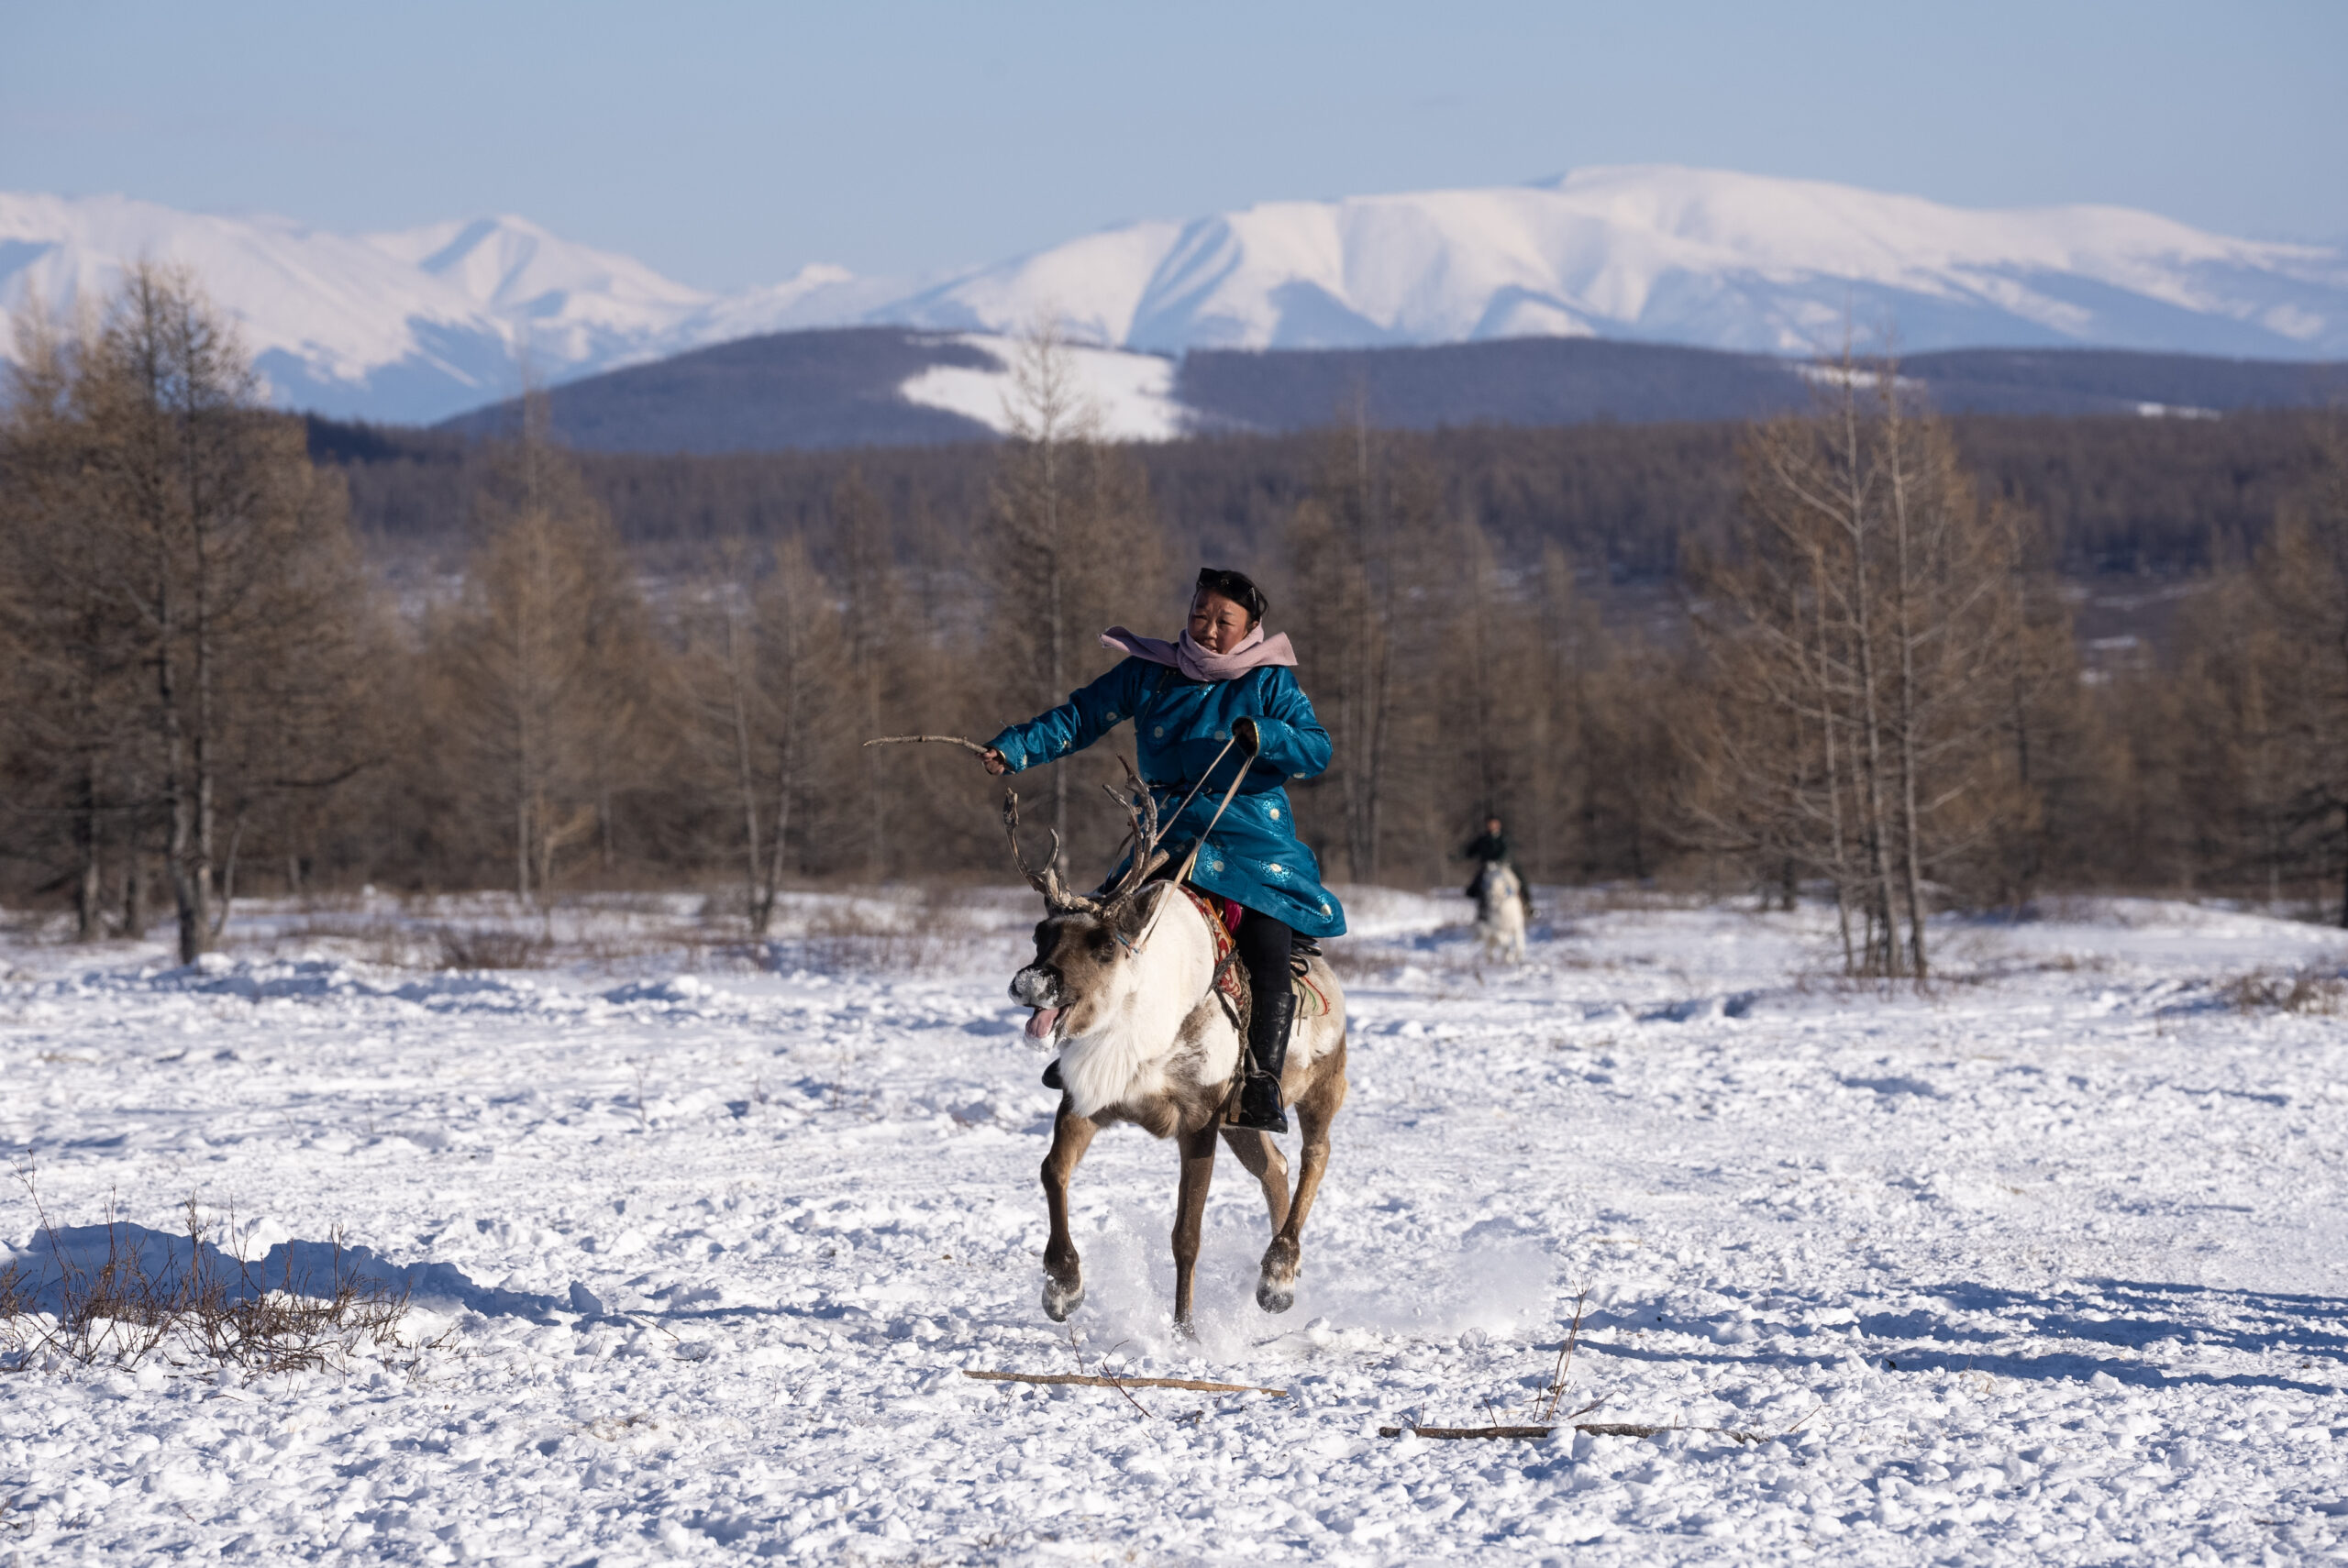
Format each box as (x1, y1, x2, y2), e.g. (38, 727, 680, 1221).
(330, 403, 2334, 586)
(431, 328, 2348, 456)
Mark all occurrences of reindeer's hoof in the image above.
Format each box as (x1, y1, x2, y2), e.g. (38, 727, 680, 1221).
(1257, 1239, 1299, 1314)
(1042, 1277, 1085, 1321)
(1173, 1314, 1197, 1341)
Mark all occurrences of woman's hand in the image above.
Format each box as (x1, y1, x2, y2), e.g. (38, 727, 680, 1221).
(981, 746, 1009, 776)
(1233, 717, 1259, 756)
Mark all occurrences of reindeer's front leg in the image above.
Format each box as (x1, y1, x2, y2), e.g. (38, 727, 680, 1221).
(1170, 1122, 1220, 1335)
(1040, 1099, 1098, 1320)
(1219, 1126, 1291, 1233)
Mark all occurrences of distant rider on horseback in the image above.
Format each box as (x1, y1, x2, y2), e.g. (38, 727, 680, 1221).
(981, 568, 1346, 1134)
(1463, 814, 1534, 918)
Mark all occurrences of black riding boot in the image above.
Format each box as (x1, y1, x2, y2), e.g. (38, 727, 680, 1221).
(1235, 988, 1297, 1133)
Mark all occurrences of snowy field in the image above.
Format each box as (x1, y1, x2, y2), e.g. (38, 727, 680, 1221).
(3, 884, 2347, 1565)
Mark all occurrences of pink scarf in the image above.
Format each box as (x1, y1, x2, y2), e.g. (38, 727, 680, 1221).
(1102, 624, 1297, 682)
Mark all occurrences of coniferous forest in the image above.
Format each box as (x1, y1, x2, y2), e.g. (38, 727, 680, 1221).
(6, 269, 2346, 972)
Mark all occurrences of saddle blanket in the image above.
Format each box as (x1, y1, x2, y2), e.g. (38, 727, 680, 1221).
(1292, 968, 1334, 1019)
(1176, 885, 1251, 1023)
(1175, 885, 1333, 1021)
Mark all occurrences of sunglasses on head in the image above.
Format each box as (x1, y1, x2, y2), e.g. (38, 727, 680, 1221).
(1193, 569, 1267, 621)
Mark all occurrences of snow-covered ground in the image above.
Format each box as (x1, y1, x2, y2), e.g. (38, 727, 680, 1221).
(3, 885, 2346, 1564)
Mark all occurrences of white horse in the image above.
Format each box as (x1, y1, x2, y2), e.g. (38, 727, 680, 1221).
(1474, 862, 1527, 965)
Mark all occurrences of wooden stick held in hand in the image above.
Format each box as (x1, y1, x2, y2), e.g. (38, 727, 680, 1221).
(864, 734, 993, 756)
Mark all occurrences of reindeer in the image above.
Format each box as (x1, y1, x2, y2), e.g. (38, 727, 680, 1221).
(1002, 773, 1347, 1334)
(1474, 861, 1527, 965)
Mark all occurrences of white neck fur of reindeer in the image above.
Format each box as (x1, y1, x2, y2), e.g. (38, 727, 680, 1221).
(1054, 886, 1242, 1120)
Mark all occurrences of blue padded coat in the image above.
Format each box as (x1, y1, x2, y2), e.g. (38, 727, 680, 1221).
(986, 657, 1347, 938)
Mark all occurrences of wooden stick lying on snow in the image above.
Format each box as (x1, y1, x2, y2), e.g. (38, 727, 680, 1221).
(1379, 1421, 1764, 1443)
(963, 1370, 1288, 1396)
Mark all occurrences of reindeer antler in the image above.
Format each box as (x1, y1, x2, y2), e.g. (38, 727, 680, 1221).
(1097, 757, 1170, 912)
(1002, 759, 1177, 921)
(1002, 790, 1098, 913)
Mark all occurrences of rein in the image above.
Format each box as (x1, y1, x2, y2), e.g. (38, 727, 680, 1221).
(1156, 733, 1237, 840)
(1128, 734, 1251, 956)
(1176, 751, 1254, 884)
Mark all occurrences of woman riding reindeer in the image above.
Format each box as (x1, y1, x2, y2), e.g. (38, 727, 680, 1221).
(981, 568, 1345, 1134)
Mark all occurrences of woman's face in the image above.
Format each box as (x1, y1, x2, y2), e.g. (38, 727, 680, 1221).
(1189, 591, 1254, 655)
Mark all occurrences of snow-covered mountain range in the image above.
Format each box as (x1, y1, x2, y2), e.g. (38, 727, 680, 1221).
(5, 168, 2342, 425)
(0, 193, 899, 422)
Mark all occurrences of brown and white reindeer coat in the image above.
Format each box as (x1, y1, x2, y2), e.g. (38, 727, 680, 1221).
(1002, 783, 1347, 1332)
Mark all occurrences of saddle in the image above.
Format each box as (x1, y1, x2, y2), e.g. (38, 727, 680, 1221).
(1168, 886, 1332, 1128)
(1171, 885, 1334, 1032)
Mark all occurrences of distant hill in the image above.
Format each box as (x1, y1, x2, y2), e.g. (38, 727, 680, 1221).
(436, 328, 1001, 452)
(1184, 343, 2348, 432)
(1174, 338, 1809, 431)
(1881, 348, 2348, 416)
(430, 328, 2348, 453)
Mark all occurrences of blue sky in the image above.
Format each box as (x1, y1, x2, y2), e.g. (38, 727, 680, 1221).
(6, 1, 2341, 290)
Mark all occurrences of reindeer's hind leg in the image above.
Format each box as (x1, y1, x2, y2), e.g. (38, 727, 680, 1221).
(1219, 1126, 1291, 1233)
(1169, 1122, 1220, 1335)
(1040, 1099, 1099, 1321)
(1257, 1036, 1347, 1314)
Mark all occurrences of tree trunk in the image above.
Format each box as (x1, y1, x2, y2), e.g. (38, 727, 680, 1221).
(1047, 536, 1066, 852)
(210, 810, 244, 938)
(74, 760, 104, 942)
(124, 849, 148, 942)
(515, 768, 531, 903)
(2010, 669, 2037, 909)
(1887, 414, 1930, 979)
(772, 717, 798, 922)
(158, 548, 205, 964)
(1351, 585, 1392, 882)
(179, 389, 220, 963)
(1840, 398, 1900, 978)
(599, 778, 615, 877)
(1814, 553, 1856, 969)
(761, 741, 793, 939)
(514, 597, 535, 904)
(725, 592, 767, 932)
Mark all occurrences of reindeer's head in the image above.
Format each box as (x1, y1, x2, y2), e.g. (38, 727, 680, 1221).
(1010, 890, 1169, 1043)
(1003, 766, 1170, 1044)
